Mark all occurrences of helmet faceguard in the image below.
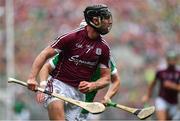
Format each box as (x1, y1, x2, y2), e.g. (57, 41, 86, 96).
(84, 4, 112, 35)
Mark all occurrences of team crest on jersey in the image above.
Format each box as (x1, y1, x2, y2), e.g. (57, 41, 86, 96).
(96, 48, 102, 55)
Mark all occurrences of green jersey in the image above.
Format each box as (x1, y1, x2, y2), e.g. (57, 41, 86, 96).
(49, 54, 117, 114)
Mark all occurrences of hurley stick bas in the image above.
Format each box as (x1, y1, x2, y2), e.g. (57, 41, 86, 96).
(8, 77, 105, 114)
(107, 101, 155, 120)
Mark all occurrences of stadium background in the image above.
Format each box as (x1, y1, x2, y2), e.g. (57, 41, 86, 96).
(0, 0, 179, 120)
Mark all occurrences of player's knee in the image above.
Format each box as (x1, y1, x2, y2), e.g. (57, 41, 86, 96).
(48, 100, 64, 112)
(47, 100, 65, 120)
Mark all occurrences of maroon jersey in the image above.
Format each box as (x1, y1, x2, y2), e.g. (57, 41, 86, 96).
(50, 27, 110, 87)
(155, 66, 180, 104)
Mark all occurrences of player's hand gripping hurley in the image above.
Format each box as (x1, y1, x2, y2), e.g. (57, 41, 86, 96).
(8, 77, 105, 114)
(107, 101, 155, 120)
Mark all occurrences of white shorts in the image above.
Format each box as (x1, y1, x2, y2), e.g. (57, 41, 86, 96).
(155, 97, 178, 118)
(78, 113, 89, 121)
(76, 104, 102, 121)
(43, 78, 85, 121)
(77, 113, 101, 121)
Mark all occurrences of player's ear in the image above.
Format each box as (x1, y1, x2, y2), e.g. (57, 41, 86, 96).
(92, 17, 100, 26)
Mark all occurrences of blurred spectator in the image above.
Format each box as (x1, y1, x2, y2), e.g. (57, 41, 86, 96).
(13, 90, 30, 121)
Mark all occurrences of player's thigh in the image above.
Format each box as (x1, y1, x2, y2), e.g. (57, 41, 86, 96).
(156, 110, 167, 120)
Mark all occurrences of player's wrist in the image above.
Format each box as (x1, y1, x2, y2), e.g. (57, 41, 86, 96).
(28, 74, 36, 80)
(40, 80, 47, 88)
(89, 82, 98, 92)
(104, 96, 111, 102)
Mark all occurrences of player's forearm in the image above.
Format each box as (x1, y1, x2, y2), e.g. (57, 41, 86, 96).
(104, 84, 119, 99)
(147, 87, 153, 98)
(93, 76, 110, 90)
(39, 63, 53, 88)
(39, 69, 49, 82)
(39, 63, 53, 81)
(92, 68, 111, 90)
(105, 74, 120, 99)
(147, 80, 156, 97)
(164, 81, 180, 91)
(29, 54, 47, 80)
(28, 47, 56, 80)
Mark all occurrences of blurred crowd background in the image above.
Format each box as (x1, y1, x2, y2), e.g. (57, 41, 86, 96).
(0, 0, 179, 120)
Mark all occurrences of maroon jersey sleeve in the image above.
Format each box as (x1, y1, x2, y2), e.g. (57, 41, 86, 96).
(99, 44, 110, 68)
(51, 33, 74, 52)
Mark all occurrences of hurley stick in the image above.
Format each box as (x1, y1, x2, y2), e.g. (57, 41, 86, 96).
(8, 77, 105, 114)
(107, 101, 155, 120)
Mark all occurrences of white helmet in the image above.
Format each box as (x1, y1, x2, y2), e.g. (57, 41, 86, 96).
(79, 19, 87, 28)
